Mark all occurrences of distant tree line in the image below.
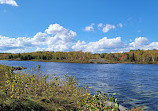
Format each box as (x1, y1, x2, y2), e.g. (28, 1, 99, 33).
(98, 49, 158, 64)
(0, 50, 158, 64)
(2, 51, 99, 63)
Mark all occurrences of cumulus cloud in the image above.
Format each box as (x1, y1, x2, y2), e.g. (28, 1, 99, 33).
(72, 36, 158, 53)
(72, 40, 87, 51)
(129, 37, 148, 49)
(32, 32, 48, 45)
(72, 37, 124, 53)
(0, 32, 34, 53)
(84, 23, 95, 32)
(0, 0, 18, 6)
(0, 35, 34, 53)
(98, 23, 123, 33)
(147, 42, 158, 50)
(102, 24, 116, 33)
(0, 24, 77, 53)
(129, 37, 158, 50)
(45, 24, 77, 51)
(0, 24, 158, 53)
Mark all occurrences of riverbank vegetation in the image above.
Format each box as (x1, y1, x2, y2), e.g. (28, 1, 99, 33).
(0, 64, 143, 111)
(0, 50, 158, 64)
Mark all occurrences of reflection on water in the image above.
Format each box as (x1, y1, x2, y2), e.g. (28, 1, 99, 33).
(0, 60, 158, 110)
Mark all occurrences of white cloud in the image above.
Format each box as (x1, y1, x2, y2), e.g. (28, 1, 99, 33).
(33, 32, 48, 45)
(102, 24, 116, 33)
(0, 24, 77, 52)
(72, 36, 158, 53)
(35, 48, 47, 52)
(0, 0, 18, 6)
(0, 24, 158, 53)
(84, 23, 95, 32)
(117, 23, 123, 28)
(98, 23, 122, 33)
(72, 40, 86, 51)
(0, 35, 34, 53)
(72, 37, 123, 53)
(147, 42, 158, 50)
(98, 23, 103, 28)
(129, 37, 158, 50)
(45, 24, 77, 51)
(129, 37, 148, 48)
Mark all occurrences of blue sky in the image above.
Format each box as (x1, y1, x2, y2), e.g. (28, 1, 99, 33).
(0, 0, 158, 53)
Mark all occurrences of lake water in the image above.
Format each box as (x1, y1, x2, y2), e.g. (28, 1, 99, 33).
(0, 60, 158, 110)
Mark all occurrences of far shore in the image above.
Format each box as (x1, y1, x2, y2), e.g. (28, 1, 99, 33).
(0, 59, 157, 65)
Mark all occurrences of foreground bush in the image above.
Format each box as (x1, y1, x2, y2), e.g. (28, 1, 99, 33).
(0, 65, 143, 111)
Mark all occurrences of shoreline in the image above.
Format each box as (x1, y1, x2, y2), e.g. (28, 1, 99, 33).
(0, 59, 158, 65)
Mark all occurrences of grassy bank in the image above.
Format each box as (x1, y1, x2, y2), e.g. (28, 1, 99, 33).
(0, 64, 143, 111)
